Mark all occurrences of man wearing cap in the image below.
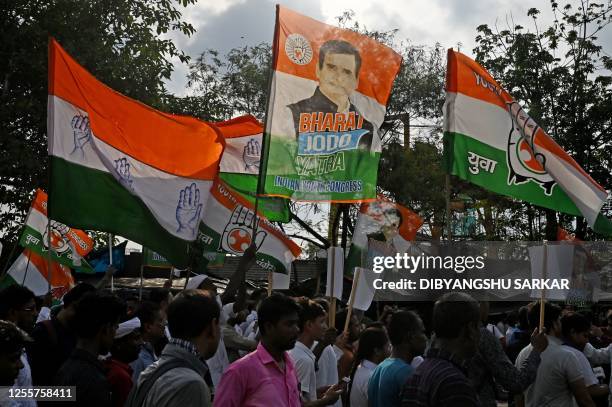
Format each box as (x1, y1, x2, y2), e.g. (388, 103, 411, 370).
(184, 245, 256, 387)
(106, 317, 143, 407)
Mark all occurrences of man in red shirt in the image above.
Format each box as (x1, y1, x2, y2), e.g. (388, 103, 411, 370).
(106, 317, 143, 407)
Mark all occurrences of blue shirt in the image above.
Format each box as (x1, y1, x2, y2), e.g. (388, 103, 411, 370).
(368, 357, 414, 407)
(130, 342, 158, 382)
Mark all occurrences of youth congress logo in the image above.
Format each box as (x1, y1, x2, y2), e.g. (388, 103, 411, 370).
(285, 34, 313, 65)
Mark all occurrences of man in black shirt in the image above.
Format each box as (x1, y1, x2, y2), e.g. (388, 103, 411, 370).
(55, 292, 125, 406)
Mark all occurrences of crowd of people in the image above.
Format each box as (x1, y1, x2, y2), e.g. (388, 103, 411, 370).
(2, 267, 612, 406)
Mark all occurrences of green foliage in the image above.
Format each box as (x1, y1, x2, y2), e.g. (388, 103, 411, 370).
(0, 0, 198, 265)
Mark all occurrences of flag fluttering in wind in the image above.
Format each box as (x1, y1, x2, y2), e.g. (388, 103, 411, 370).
(197, 179, 301, 286)
(216, 115, 290, 222)
(260, 6, 402, 202)
(19, 189, 93, 272)
(47, 39, 225, 267)
(444, 49, 612, 235)
(345, 199, 423, 275)
(4, 249, 74, 299)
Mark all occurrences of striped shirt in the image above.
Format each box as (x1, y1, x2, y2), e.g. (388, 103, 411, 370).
(401, 348, 480, 407)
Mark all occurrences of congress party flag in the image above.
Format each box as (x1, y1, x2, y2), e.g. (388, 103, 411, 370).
(47, 39, 224, 268)
(19, 189, 94, 271)
(4, 249, 75, 299)
(197, 179, 301, 280)
(345, 199, 423, 275)
(142, 247, 172, 269)
(260, 6, 402, 202)
(444, 49, 612, 235)
(216, 115, 290, 222)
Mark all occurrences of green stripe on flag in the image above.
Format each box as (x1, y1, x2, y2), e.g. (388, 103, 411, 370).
(49, 157, 191, 268)
(443, 131, 582, 216)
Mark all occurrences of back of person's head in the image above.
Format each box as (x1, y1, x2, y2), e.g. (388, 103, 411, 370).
(148, 288, 170, 305)
(527, 301, 562, 332)
(388, 310, 423, 346)
(135, 301, 161, 326)
(433, 292, 480, 340)
(63, 283, 95, 308)
(296, 297, 325, 332)
(167, 289, 219, 340)
(0, 285, 35, 319)
(257, 293, 300, 335)
(354, 327, 389, 362)
(518, 306, 529, 330)
(73, 292, 125, 339)
(313, 297, 330, 313)
(561, 312, 590, 337)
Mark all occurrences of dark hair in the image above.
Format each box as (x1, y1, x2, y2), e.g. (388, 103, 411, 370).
(433, 292, 480, 339)
(73, 292, 126, 339)
(148, 288, 170, 305)
(319, 40, 362, 78)
(334, 309, 353, 332)
(527, 301, 562, 332)
(296, 297, 326, 332)
(561, 312, 590, 338)
(348, 328, 389, 406)
(314, 298, 329, 313)
(388, 310, 423, 346)
(257, 293, 300, 335)
(167, 290, 219, 340)
(517, 306, 529, 330)
(0, 285, 35, 319)
(63, 283, 95, 307)
(135, 301, 161, 326)
(0, 320, 29, 354)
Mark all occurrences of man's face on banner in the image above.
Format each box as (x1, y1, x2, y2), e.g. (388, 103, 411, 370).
(316, 52, 359, 106)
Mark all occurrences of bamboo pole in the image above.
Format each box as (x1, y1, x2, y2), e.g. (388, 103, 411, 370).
(344, 267, 361, 334)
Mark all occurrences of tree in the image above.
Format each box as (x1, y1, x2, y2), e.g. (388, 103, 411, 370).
(473, 0, 612, 239)
(0, 0, 198, 266)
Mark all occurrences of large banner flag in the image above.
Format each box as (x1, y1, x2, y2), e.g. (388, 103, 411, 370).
(216, 115, 290, 222)
(444, 49, 612, 235)
(19, 189, 94, 271)
(261, 6, 402, 202)
(345, 199, 423, 275)
(4, 249, 75, 299)
(47, 39, 224, 267)
(197, 179, 301, 279)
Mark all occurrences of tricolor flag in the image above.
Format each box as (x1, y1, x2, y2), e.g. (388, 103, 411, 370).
(19, 189, 94, 271)
(216, 115, 290, 222)
(261, 6, 402, 202)
(345, 199, 423, 275)
(444, 49, 612, 235)
(47, 39, 224, 267)
(142, 247, 172, 269)
(197, 179, 301, 282)
(3, 249, 75, 299)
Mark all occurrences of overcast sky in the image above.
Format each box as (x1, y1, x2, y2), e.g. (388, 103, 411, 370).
(164, 0, 612, 95)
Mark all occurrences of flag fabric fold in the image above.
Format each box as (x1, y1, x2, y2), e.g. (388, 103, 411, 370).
(260, 6, 402, 202)
(3, 249, 74, 299)
(444, 49, 612, 235)
(216, 115, 290, 222)
(19, 189, 94, 271)
(47, 38, 225, 267)
(197, 179, 301, 278)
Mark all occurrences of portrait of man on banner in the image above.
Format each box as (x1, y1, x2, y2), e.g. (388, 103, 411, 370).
(286, 39, 375, 152)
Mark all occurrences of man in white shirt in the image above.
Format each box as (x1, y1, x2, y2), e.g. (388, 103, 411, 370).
(289, 298, 342, 406)
(514, 302, 594, 407)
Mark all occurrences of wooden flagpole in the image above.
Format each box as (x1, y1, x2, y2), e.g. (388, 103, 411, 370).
(108, 234, 114, 292)
(539, 242, 548, 331)
(344, 267, 361, 334)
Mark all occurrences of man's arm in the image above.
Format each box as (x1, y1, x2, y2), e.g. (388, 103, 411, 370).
(220, 245, 256, 310)
(569, 378, 596, 407)
(583, 342, 611, 365)
(212, 367, 245, 407)
(222, 327, 257, 352)
(302, 384, 342, 407)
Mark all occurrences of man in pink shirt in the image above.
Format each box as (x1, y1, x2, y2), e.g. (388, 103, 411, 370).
(213, 293, 302, 407)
